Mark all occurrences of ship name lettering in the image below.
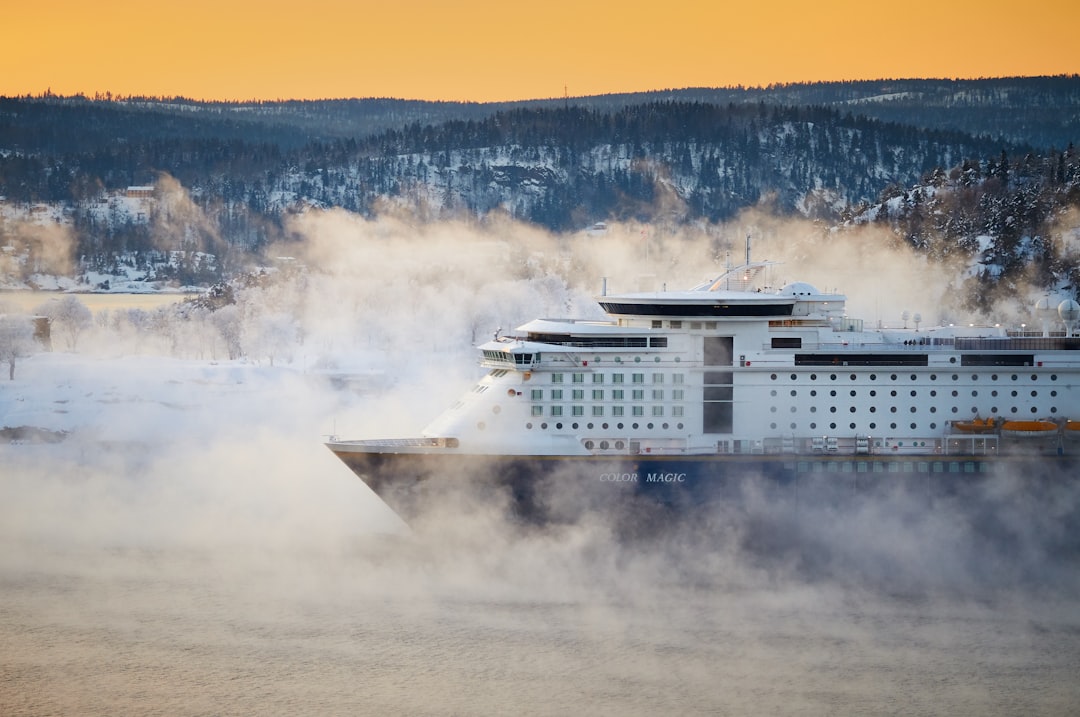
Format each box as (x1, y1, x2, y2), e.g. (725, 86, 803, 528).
(646, 472, 686, 483)
(599, 472, 638, 482)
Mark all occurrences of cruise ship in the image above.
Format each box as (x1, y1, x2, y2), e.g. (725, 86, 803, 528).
(327, 251, 1080, 523)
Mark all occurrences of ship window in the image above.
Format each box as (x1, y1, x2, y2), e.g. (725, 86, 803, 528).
(673, 389, 684, 400)
(652, 320, 662, 328)
(772, 337, 802, 348)
(593, 406, 604, 417)
(551, 406, 563, 417)
(613, 389, 624, 400)
(593, 390, 604, 400)
(572, 389, 584, 400)
(653, 373, 665, 384)
(653, 390, 664, 400)
(592, 374, 604, 384)
(531, 406, 543, 416)
(613, 406, 625, 417)
(531, 389, 543, 400)
(612, 373, 624, 384)
(673, 373, 684, 384)
(572, 406, 584, 417)
(633, 389, 644, 400)
(670, 321, 682, 329)
(632, 373, 645, 383)
(632, 406, 644, 416)
(552, 373, 564, 383)
(673, 406, 684, 417)
(653, 406, 664, 417)
(650, 337, 668, 348)
(551, 389, 563, 400)
(572, 373, 585, 383)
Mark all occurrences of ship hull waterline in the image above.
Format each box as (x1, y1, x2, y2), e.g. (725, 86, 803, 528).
(328, 445, 1078, 525)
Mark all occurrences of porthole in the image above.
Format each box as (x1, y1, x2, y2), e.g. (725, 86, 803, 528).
(791, 422, 798, 429)
(951, 390, 959, 397)
(1011, 407, 1018, 413)
(602, 422, 609, 429)
(929, 390, 936, 397)
(910, 406, 917, 413)
(1031, 407, 1038, 414)
(991, 407, 999, 413)
(770, 422, 777, 429)
(662, 423, 669, 429)
(477, 422, 486, 430)
(810, 373, 818, 380)
(850, 406, 857, 413)
(829, 423, 837, 429)
(890, 407, 898, 413)
(617, 423, 624, 429)
(951, 407, 958, 413)
(588, 423, 595, 429)
(526, 422, 533, 429)
(771, 390, 778, 397)
(930, 374, 937, 381)
(1031, 391, 1038, 397)
(870, 374, 877, 381)
(849, 423, 856, 429)
(771, 373, 778, 380)
(654, 357, 661, 363)
(850, 390, 857, 397)
(1011, 390, 1018, 397)
(971, 407, 978, 414)
(952, 374, 959, 381)
(830, 390, 837, 397)
(791, 390, 798, 397)
(810, 390, 818, 397)
(949, 357, 957, 364)
(870, 406, 877, 413)
(1051, 374, 1057, 381)
(632, 423, 639, 429)
(556, 422, 563, 429)
(792, 373, 798, 380)
(810, 422, 817, 429)
(971, 390, 978, 397)
(930, 406, 937, 413)
(584, 440, 595, 449)
(991, 390, 998, 397)
(870, 390, 877, 397)
(910, 423, 917, 429)
(1011, 374, 1018, 381)
(599, 440, 609, 449)
(572, 422, 579, 429)
(830, 406, 837, 413)
(771, 406, 778, 413)
(992, 374, 998, 381)
(810, 406, 817, 413)
(891, 390, 898, 397)
(541, 422, 548, 429)
(910, 374, 917, 381)
(890, 423, 897, 429)
(930, 422, 937, 429)
(850, 373, 857, 381)
(1031, 374, 1038, 381)
(1051, 391, 1057, 397)
(615, 440, 625, 449)
(869, 422, 877, 429)
(676, 423, 684, 430)
(910, 390, 917, 397)
(972, 374, 979, 381)
(791, 406, 797, 413)
(1051, 407, 1058, 414)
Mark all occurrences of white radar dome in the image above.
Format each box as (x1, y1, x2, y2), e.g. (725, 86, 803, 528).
(780, 282, 819, 297)
(1059, 299, 1080, 323)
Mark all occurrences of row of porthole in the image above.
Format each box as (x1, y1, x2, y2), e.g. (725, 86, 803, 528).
(584, 439, 625, 450)
(772, 389, 1056, 398)
(772, 405, 1055, 415)
(772, 422, 939, 431)
(524, 421, 686, 431)
(771, 373, 1057, 382)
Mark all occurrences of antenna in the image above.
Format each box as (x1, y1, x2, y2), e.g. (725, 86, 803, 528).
(745, 233, 751, 265)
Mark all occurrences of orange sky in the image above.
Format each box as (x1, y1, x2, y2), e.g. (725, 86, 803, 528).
(4, 0, 1078, 102)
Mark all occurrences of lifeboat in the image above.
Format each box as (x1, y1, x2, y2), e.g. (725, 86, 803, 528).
(999, 420, 1058, 438)
(1065, 420, 1080, 440)
(951, 417, 997, 433)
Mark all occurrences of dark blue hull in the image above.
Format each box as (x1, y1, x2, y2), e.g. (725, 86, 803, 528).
(329, 448, 1079, 526)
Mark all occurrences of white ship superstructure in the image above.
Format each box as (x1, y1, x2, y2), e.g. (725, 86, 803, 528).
(328, 258, 1080, 521)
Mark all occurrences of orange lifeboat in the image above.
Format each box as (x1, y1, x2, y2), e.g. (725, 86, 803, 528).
(999, 420, 1058, 438)
(952, 417, 997, 433)
(1065, 420, 1080, 440)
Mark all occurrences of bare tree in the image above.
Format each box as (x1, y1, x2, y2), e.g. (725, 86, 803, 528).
(34, 296, 93, 351)
(0, 315, 36, 380)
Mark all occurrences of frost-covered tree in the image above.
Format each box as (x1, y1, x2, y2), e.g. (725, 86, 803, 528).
(0, 314, 37, 380)
(34, 295, 93, 351)
(210, 304, 243, 360)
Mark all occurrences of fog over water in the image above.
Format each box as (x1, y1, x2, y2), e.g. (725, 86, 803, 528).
(3, 210, 1080, 715)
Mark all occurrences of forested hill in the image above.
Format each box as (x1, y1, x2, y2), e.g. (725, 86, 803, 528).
(1, 77, 1079, 297)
